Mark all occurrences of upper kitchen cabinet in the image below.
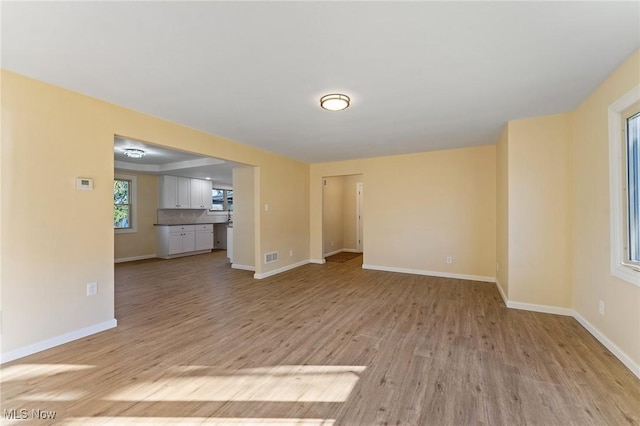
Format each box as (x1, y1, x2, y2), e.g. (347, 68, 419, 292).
(159, 175, 191, 209)
(190, 178, 212, 209)
(159, 175, 212, 209)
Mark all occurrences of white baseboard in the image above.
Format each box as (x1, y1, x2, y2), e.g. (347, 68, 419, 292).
(232, 263, 255, 272)
(573, 312, 640, 378)
(494, 285, 639, 379)
(324, 248, 362, 258)
(309, 258, 326, 264)
(114, 254, 156, 263)
(362, 264, 496, 283)
(495, 280, 508, 305)
(1, 319, 117, 364)
(254, 259, 310, 279)
(506, 300, 574, 316)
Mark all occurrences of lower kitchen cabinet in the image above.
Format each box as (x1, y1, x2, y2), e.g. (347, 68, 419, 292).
(195, 224, 214, 251)
(156, 224, 214, 259)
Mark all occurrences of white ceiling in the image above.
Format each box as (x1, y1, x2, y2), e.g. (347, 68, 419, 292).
(114, 137, 238, 184)
(3, 2, 639, 163)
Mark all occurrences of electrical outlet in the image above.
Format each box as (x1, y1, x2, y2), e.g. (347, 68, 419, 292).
(496, 263, 500, 272)
(87, 282, 98, 296)
(264, 203, 269, 212)
(331, 241, 334, 247)
(446, 256, 453, 264)
(598, 300, 605, 315)
(289, 250, 293, 257)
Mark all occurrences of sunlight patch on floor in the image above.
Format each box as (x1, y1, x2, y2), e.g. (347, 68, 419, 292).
(0, 363, 94, 382)
(61, 417, 335, 425)
(20, 390, 88, 401)
(106, 365, 366, 403)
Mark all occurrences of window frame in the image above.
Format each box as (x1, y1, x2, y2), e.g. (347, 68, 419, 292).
(608, 85, 640, 285)
(623, 107, 640, 269)
(209, 187, 233, 212)
(114, 174, 137, 234)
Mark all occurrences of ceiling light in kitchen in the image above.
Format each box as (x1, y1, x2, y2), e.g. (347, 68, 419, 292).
(123, 148, 145, 159)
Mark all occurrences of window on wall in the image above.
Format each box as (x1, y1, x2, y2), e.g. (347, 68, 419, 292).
(625, 109, 640, 265)
(114, 175, 137, 233)
(609, 89, 640, 286)
(114, 179, 131, 228)
(211, 188, 233, 211)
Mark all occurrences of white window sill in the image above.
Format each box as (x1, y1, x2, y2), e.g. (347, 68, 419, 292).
(115, 228, 137, 234)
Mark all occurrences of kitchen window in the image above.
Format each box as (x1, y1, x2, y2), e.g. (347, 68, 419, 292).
(211, 188, 233, 212)
(114, 175, 137, 233)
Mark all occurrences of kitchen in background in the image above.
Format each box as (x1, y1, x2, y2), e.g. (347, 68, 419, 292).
(114, 137, 240, 263)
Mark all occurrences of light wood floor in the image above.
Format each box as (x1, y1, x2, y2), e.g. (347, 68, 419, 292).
(2, 251, 639, 425)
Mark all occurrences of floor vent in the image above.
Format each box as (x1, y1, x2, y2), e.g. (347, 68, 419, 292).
(265, 251, 279, 264)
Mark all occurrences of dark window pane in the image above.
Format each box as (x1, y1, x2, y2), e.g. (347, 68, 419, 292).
(227, 190, 233, 211)
(628, 113, 640, 262)
(211, 189, 225, 211)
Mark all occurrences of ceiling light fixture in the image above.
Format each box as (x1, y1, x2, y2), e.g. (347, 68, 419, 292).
(320, 93, 350, 111)
(123, 148, 145, 159)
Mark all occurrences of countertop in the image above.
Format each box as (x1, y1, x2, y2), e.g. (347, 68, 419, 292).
(154, 223, 219, 226)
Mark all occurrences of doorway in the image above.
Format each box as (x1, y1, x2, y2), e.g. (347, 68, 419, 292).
(322, 174, 364, 259)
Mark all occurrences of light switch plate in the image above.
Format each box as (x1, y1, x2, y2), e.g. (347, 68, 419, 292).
(77, 177, 93, 190)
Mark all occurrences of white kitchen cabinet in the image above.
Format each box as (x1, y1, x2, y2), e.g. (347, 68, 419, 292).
(156, 225, 211, 259)
(159, 175, 191, 209)
(195, 224, 214, 251)
(190, 179, 212, 209)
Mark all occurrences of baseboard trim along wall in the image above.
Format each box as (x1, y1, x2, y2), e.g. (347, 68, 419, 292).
(573, 312, 640, 379)
(254, 259, 310, 279)
(324, 248, 360, 258)
(231, 264, 255, 272)
(114, 254, 156, 263)
(495, 280, 508, 305)
(362, 264, 496, 283)
(309, 258, 326, 264)
(495, 282, 639, 379)
(506, 301, 574, 317)
(1, 319, 117, 364)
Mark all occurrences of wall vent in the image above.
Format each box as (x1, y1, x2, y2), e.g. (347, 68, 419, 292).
(264, 251, 279, 264)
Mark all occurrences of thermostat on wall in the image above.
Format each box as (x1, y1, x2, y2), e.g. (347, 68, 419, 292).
(77, 177, 93, 190)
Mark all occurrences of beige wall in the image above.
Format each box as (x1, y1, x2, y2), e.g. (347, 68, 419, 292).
(3, 72, 115, 352)
(507, 113, 574, 308)
(322, 176, 344, 255)
(258, 160, 310, 268)
(232, 166, 256, 268)
(311, 146, 497, 279)
(1, 70, 309, 355)
(342, 174, 362, 250)
(496, 125, 509, 297)
(572, 51, 640, 367)
(114, 171, 158, 261)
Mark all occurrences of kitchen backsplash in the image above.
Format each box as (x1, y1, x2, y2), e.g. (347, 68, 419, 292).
(157, 209, 231, 225)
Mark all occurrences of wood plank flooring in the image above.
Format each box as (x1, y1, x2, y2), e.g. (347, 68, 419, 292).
(2, 251, 639, 425)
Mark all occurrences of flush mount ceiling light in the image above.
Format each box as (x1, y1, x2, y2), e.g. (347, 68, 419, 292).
(123, 148, 145, 159)
(320, 93, 350, 111)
